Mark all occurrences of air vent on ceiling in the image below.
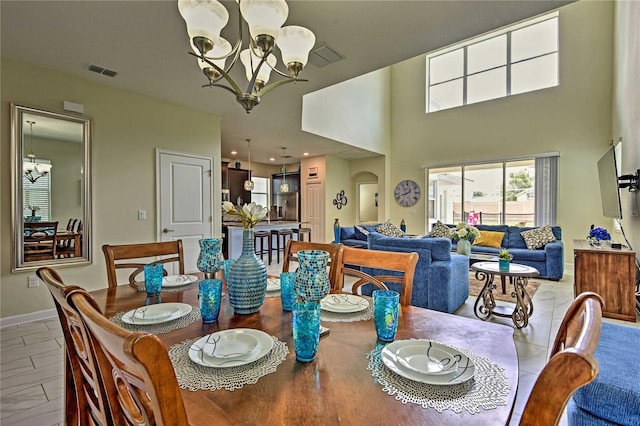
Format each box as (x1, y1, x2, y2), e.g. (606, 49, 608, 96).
(87, 64, 118, 78)
(308, 44, 344, 68)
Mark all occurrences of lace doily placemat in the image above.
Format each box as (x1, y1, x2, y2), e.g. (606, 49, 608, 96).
(109, 307, 201, 334)
(160, 282, 199, 293)
(321, 305, 373, 322)
(367, 339, 510, 414)
(168, 336, 289, 391)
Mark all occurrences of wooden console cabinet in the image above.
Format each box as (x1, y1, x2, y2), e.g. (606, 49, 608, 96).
(573, 239, 636, 322)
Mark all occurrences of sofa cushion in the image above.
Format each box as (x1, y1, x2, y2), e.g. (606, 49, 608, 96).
(376, 221, 405, 237)
(342, 239, 367, 248)
(520, 225, 557, 250)
(430, 221, 453, 238)
(340, 226, 356, 241)
(472, 231, 505, 248)
(354, 225, 369, 240)
(571, 322, 640, 425)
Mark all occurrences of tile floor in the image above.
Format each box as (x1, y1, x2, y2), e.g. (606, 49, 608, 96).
(1, 265, 638, 425)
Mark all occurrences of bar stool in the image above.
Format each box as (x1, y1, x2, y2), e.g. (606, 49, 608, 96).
(271, 229, 293, 264)
(254, 230, 272, 265)
(292, 227, 311, 242)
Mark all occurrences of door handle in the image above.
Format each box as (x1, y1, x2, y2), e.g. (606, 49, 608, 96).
(163, 228, 175, 233)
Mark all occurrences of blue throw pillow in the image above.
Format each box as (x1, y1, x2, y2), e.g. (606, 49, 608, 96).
(354, 225, 369, 240)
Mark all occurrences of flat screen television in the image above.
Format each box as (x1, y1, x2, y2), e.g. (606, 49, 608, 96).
(597, 146, 623, 219)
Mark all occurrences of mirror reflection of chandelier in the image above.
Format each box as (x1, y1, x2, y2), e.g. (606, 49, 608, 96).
(177, 0, 316, 113)
(23, 120, 52, 184)
(280, 147, 289, 193)
(243, 138, 254, 191)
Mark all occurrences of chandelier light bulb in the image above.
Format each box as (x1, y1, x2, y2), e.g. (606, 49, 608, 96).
(278, 25, 316, 76)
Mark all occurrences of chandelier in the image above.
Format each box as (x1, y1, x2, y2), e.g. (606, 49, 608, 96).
(23, 120, 52, 184)
(244, 138, 254, 190)
(178, 0, 316, 113)
(280, 147, 289, 193)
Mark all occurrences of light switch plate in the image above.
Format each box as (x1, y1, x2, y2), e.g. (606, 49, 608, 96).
(138, 210, 146, 220)
(28, 275, 39, 288)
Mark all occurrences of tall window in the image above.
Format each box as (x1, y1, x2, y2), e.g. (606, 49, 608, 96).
(251, 177, 270, 209)
(23, 158, 51, 221)
(427, 155, 558, 228)
(427, 12, 558, 112)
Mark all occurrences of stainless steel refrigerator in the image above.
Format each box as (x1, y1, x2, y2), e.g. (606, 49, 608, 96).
(273, 192, 299, 221)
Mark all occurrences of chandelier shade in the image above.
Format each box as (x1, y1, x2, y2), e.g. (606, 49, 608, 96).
(177, 0, 315, 113)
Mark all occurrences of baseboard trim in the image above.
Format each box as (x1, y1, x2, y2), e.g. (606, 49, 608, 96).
(0, 309, 57, 328)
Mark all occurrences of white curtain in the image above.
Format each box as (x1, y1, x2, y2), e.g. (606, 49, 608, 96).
(534, 155, 558, 226)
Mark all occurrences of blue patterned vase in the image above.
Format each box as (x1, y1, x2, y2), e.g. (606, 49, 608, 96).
(294, 250, 330, 301)
(197, 238, 225, 279)
(228, 229, 267, 314)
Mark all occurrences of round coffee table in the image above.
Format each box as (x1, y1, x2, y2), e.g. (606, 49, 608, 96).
(470, 261, 539, 328)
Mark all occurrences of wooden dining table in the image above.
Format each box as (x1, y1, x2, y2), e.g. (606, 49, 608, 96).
(90, 284, 518, 425)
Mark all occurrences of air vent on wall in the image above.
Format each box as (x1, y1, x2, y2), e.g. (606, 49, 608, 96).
(308, 44, 344, 68)
(87, 64, 118, 78)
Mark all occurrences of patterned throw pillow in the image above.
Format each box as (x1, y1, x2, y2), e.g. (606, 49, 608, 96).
(430, 221, 453, 238)
(520, 225, 557, 250)
(354, 225, 370, 240)
(472, 231, 505, 248)
(375, 221, 405, 238)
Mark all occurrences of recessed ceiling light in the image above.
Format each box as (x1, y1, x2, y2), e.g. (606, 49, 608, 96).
(269, 157, 275, 161)
(231, 150, 237, 155)
(303, 152, 309, 156)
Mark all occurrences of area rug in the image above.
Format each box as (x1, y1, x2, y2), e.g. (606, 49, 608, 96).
(468, 274, 541, 303)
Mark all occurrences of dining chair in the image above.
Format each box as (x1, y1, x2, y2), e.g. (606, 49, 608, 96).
(519, 292, 604, 426)
(282, 240, 343, 289)
(37, 267, 111, 426)
(336, 246, 418, 306)
(24, 221, 58, 261)
(102, 240, 185, 288)
(70, 288, 235, 426)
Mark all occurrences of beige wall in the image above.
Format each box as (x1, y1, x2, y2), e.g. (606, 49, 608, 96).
(1, 59, 222, 319)
(388, 0, 614, 259)
(612, 0, 640, 250)
(325, 155, 355, 243)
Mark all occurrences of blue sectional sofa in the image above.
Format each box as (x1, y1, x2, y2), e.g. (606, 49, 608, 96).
(567, 321, 640, 425)
(339, 224, 378, 249)
(361, 233, 469, 313)
(447, 224, 564, 281)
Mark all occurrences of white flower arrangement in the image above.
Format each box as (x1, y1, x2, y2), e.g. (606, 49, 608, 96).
(222, 201, 268, 229)
(451, 223, 480, 241)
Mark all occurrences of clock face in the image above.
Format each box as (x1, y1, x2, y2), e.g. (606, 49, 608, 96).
(394, 180, 421, 207)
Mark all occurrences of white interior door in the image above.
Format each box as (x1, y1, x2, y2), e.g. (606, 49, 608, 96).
(157, 150, 213, 273)
(303, 181, 325, 243)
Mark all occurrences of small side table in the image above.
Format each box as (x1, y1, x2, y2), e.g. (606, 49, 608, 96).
(471, 261, 539, 328)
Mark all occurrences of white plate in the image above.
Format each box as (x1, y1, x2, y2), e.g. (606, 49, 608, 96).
(381, 340, 475, 385)
(320, 294, 369, 313)
(189, 328, 274, 368)
(122, 303, 193, 325)
(203, 331, 259, 359)
(266, 278, 280, 292)
(395, 344, 458, 376)
(162, 274, 198, 288)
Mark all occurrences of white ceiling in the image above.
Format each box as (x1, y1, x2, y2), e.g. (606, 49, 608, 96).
(1, 0, 572, 165)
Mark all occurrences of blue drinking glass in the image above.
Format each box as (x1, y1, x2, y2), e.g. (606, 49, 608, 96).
(373, 290, 400, 342)
(199, 279, 223, 323)
(280, 272, 296, 311)
(292, 301, 321, 362)
(143, 263, 163, 296)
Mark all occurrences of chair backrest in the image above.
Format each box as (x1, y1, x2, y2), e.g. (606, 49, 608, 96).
(282, 240, 343, 289)
(66, 218, 78, 231)
(24, 221, 58, 260)
(102, 241, 185, 288)
(337, 246, 418, 306)
(37, 267, 111, 426)
(70, 290, 192, 426)
(520, 292, 604, 426)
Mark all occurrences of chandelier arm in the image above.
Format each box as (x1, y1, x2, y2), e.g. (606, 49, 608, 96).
(245, 55, 270, 94)
(190, 51, 243, 94)
(204, 84, 241, 96)
(258, 78, 308, 97)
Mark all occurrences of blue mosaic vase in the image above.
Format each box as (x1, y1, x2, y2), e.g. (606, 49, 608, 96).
(294, 250, 330, 302)
(197, 238, 224, 279)
(227, 229, 267, 314)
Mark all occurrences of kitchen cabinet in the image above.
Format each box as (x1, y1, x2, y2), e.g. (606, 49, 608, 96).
(573, 239, 637, 322)
(228, 167, 251, 206)
(272, 171, 300, 194)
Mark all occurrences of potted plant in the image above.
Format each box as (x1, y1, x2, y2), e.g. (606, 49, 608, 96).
(498, 249, 513, 271)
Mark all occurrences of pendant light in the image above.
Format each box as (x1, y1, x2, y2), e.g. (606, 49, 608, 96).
(243, 139, 254, 191)
(280, 147, 289, 193)
(23, 120, 52, 184)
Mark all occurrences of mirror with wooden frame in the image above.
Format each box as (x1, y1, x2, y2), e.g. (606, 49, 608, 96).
(11, 103, 92, 271)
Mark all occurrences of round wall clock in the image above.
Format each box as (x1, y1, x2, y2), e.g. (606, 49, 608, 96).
(394, 180, 421, 207)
